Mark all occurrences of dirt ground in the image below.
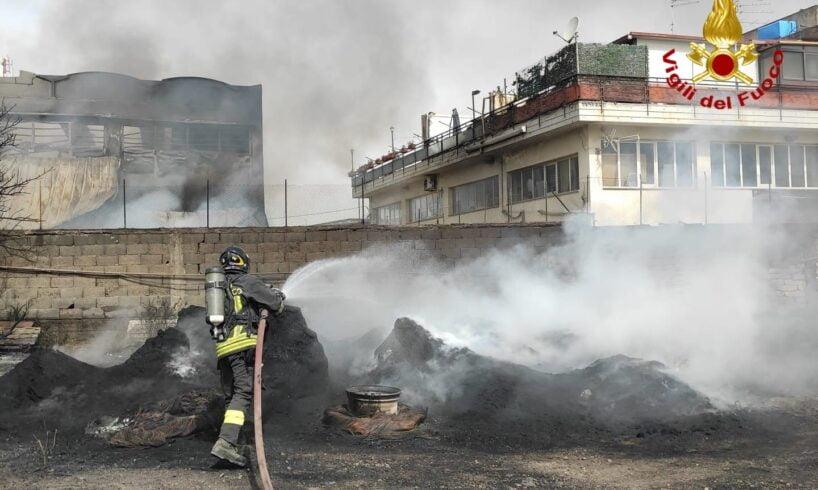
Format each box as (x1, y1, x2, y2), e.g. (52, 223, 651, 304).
(1, 311, 816, 488)
(1, 398, 817, 489)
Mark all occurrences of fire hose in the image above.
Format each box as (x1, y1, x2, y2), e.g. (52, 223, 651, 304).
(253, 308, 274, 490)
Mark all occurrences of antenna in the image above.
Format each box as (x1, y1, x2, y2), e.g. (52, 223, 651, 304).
(602, 128, 641, 153)
(553, 17, 579, 44)
(669, 0, 699, 34)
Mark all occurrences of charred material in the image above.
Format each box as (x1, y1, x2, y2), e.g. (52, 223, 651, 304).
(361, 317, 713, 426)
(0, 304, 330, 440)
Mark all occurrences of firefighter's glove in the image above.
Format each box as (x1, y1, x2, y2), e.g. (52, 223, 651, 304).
(271, 288, 286, 315)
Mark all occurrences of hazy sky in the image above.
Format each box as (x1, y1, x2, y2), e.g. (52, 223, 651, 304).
(0, 0, 814, 190)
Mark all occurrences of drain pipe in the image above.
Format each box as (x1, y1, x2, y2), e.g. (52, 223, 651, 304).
(254, 309, 274, 490)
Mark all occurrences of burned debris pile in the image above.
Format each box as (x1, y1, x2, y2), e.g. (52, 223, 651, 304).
(0, 306, 714, 450)
(322, 403, 427, 438)
(356, 317, 713, 425)
(563, 355, 713, 422)
(258, 305, 331, 416)
(88, 390, 223, 448)
(0, 305, 330, 445)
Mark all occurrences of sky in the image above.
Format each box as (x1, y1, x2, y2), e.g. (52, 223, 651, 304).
(0, 0, 814, 219)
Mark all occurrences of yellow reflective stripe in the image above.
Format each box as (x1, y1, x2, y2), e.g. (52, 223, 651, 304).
(215, 327, 257, 358)
(216, 341, 257, 358)
(223, 409, 245, 426)
(216, 338, 257, 354)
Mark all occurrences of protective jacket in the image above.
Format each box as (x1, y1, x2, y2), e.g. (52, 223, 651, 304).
(214, 271, 284, 359)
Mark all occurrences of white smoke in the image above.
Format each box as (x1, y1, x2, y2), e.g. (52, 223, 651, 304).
(284, 218, 818, 406)
(167, 346, 201, 378)
(55, 322, 141, 367)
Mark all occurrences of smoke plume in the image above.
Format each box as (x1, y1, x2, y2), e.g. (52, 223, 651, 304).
(284, 219, 818, 406)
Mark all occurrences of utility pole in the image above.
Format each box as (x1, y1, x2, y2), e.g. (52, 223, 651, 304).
(390, 126, 395, 153)
(361, 181, 366, 225)
(284, 179, 288, 228)
(122, 178, 127, 228)
(351, 148, 359, 221)
(471, 90, 481, 139)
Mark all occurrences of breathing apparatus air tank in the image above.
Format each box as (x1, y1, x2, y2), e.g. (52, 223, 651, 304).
(205, 266, 227, 341)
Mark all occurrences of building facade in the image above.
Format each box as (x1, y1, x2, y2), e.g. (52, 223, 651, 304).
(350, 7, 818, 227)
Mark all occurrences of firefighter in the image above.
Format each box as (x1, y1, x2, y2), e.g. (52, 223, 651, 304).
(209, 246, 285, 468)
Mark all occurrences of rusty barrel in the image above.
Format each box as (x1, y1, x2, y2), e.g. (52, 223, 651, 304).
(345, 385, 401, 416)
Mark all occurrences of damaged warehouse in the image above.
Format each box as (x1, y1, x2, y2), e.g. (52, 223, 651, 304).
(0, 71, 266, 229)
(2, 0, 818, 488)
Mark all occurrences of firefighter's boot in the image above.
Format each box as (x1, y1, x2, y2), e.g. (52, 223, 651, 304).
(210, 438, 248, 468)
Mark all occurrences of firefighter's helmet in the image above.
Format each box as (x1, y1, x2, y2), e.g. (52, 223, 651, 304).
(219, 246, 250, 273)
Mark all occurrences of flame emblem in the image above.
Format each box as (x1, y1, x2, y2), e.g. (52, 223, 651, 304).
(688, 0, 758, 84)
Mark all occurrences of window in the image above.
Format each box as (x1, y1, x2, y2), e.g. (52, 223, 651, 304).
(657, 142, 676, 187)
(676, 142, 695, 187)
(759, 146, 772, 185)
(508, 165, 545, 204)
(605, 140, 695, 188)
(711, 143, 725, 186)
(602, 140, 619, 187)
(569, 156, 580, 191)
(619, 143, 638, 187)
(807, 146, 818, 187)
(724, 143, 741, 187)
(549, 156, 580, 195)
(373, 202, 401, 225)
(409, 192, 443, 222)
(774, 145, 790, 187)
(760, 54, 774, 81)
(741, 144, 757, 187)
(807, 52, 818, 81)
(791, 145, 806, 188)
(508, 156, 579, 204)
(764, 47, 818, 82)
(557, 159, 571, 192)
(640, 143, 655, 185)
(451, 176, 499, 215)
(711, 142, 818, 188)
(546, 164, 557, 193)
(783, 50, 806, 80)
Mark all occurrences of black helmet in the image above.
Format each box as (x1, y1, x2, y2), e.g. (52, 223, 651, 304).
(220, 246, 250, 273)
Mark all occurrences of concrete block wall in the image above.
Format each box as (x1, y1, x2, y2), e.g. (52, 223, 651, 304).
(0, 224, 564, 321)
(1, 223, 816, 325)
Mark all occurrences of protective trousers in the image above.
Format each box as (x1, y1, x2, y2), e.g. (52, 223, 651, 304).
(217, 350, 254, 445)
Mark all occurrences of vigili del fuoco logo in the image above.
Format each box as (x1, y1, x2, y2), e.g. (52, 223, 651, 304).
(662, 0, 784, 110)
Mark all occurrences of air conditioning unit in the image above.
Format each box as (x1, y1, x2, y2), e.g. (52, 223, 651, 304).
(424, 175, 438, 192)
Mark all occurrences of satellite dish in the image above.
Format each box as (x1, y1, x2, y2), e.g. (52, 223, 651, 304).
(554, 17, 579, 44)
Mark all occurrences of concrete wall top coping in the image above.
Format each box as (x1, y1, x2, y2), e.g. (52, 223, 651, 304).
(2, 223, 565, 237)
